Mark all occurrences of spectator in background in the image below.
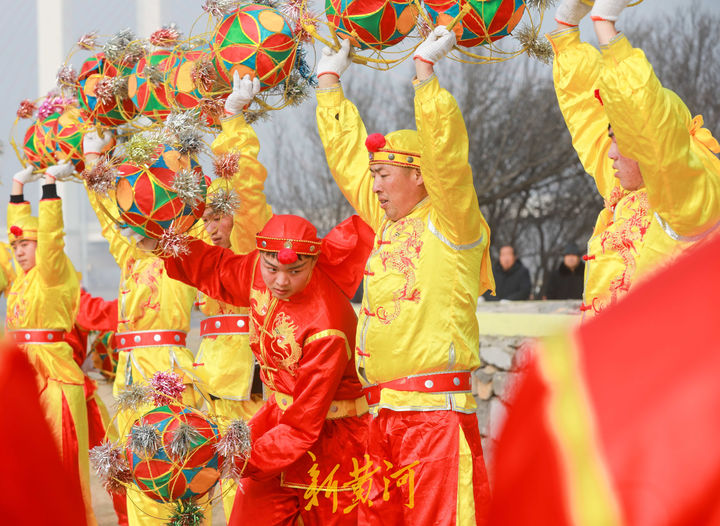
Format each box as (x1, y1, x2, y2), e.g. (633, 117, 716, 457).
(484, 244, 531, 301)
(543, 242, 585, 300)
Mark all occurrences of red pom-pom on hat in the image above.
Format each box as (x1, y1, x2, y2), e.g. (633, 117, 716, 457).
(365, 133, 386, 153)
(594, 89, 604, 106)
(277, 247, 298, 265)
(10, 226, 23, 237)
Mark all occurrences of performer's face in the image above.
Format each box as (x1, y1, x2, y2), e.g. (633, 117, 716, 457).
(608, 128, 644, 191)
(259, 253, 317, 300)
(202, 210, 233, 248)
(12, 239, 36, 272)
(370, 164, 426, 221)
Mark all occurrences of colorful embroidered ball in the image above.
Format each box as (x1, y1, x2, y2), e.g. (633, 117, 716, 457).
(22, 115, 57, 170)
(77, 52, 137, 127)
(125, 405, 221, 502)
(115, 145, 207, 239)
(50, 107, 91, 174)
(325, 0, 418, 50)
(165, 47, 211, 110)
(127, 49, 175, 121)
(423, 0, 525, 48)
(211, 4, 298, 90)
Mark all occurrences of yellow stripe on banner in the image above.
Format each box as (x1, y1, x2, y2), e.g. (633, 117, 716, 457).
(456, 425, 476, 526)
(537, 332, 623, 526)
(304, 329, 351, 359)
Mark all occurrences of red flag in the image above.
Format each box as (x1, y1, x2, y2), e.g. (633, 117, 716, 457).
(491, 235, 720, 525)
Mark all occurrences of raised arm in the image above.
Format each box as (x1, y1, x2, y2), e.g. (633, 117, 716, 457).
(162, 238, 256, 307)
(0, 243, 15, 294)
(547, 26, 616, 200)
(36, 164, 75, 286)
(242, 331, 350, 478)
(595, 20, 720, 238)
(315, 40, 383, 230)
(211, 113, 272, 254)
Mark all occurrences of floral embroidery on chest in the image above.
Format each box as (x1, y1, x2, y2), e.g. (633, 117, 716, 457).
(371, 217, 425, 325)
(7, 278, 30, 326)
(127, 258, 163, 312)
(600, 191, 651, 304)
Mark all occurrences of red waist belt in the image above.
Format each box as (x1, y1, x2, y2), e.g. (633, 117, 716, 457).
(115, 330, 187, 351)
(7, 329, 66, 345)
(363, 371, 473, 406)
(200, 315, 250, 338)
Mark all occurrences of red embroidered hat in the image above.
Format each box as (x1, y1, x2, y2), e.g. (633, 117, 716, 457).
(256, 215, 322, 264)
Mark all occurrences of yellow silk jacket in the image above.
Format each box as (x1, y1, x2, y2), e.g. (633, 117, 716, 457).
(194, 114, 272, 401)
(86, 187, 197, 395)
(550, 28, 720, 320)
(6, 199, 83, 386)
(317, 76, 494, 413)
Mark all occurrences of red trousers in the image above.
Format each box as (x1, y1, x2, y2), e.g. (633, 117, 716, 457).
(359, 409, 491, 526)
(229, 474, 358, 525)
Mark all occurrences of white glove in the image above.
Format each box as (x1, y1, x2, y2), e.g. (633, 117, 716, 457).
(83, 129, 115, 156)
(591, 0, 630, 22)
(555, 0, 593, 26)
(13, 165, 42, 185)
(45, 160, 75, 182)
(413, 26, 456, 65)
(316, 38, 352, 78)
(120, 227, 145, 243)
(224, 72, 261, 116)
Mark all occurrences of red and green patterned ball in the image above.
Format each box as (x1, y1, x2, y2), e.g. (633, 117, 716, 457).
(325, 0, 418, 50)
(91, 331, 118, 380)
(165, 48, 208, 111)
(423, 0, 525, 48)
(126, 405, 221, 503)
(211, 4, 298, 90)
(127, 50, 175, 121)
(115, 145, 207, 239)
(77, 52, 137, 127)
(50, 107, 90, 173)
(22, 114, 58, 170)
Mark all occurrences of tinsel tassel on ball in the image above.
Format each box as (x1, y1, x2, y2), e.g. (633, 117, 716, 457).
(149, 370, 186, 406)
(168, 499, 205, 526)
(16, 99, 36, 119)
(89, 440, 132, 495)
(191, 59, 217, 93)
(208, 187, 241, 216)
(150, 24, 181, 47)
(82, 155, 117, 196)
(130, 423, 162, 458)
(77, 31, 98, 50)
(215, 418, 251, 481)
(172, 169, 205, 210)
(158, 227, 191, 257)
(169, 422, 203, 459)
(122, 132, 162, 166)
(116, 383, 153, 411)
(213, 152, 241, 180)
(515, 25, 553, 65)
(202, 0, 239, 18)
(199, 98, 225, 123)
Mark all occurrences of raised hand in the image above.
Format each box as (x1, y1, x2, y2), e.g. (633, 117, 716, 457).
(224, 71, 261, 116)
(591, 0, 631, 22)
(317, 38, 352, 80)
(555, 0, 594, 27)
(413, 26, 456, 66)
(45, 159, 75, 183)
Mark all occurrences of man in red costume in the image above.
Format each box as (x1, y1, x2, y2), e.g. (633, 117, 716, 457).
(159, 214, 373, 525)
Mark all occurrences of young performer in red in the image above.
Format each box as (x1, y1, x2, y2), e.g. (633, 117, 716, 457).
(160, 213, 373, 525)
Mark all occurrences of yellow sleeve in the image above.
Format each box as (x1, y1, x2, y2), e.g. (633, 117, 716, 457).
(85, 183, 133, 267)
(211, 114, 273, 254)
(599, 34, 720, 238)
(0, 243, 15, 294)
(36, 198, 71, 286)
(549, 27, 617, 201)
(413, 75, 486, 245)
(316, 85, 383, 231)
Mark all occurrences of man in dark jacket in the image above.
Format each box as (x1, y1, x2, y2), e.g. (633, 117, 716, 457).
(484, 245, 532, 301)
(544, 243, 585, 300)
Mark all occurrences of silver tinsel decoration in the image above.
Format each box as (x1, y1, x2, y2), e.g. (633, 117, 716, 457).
(143, 63, 165, 85)
(172, 169, 205, 210)
(208, 187, 241, 216)
(215, 419, 251, 481)
(130, 423, 162, 458)
(202, 0, 239, 18)
(176, 130, 204, 157)
(282, 72, 310, 107)
(104, 28, 145, 66)
(158, 227, 191, 257)
(115, 383, 153, 411)
(169, 422, 203, 459)
(89, 440, 132, 494)
(525, 0, 556, 10)
(515, 25, 553, 65)
(82, 155, 117, 196)
(164, 109, 201, 139)
(56, 65, 78, 90)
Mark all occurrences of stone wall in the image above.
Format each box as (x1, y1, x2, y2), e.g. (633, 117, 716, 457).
(472, 300, 581, 462)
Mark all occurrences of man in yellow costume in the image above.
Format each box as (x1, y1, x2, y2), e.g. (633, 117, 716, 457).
(82, 135, 202, 525)
(316, 30, 495, 525)
(193, 71, 271, 519)
(6, 162, 97, 526)
(550, 0, 720, 320)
